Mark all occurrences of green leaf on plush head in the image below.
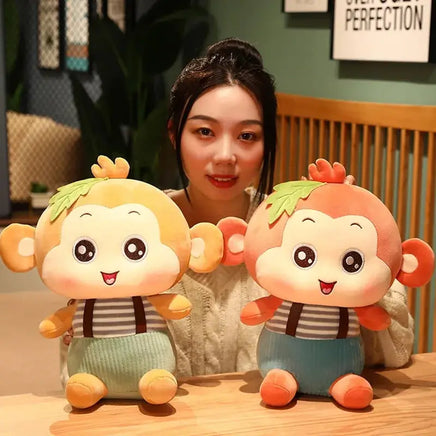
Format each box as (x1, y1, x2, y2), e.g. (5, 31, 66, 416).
(49, 178, 108, 222)
(266, 181, 325, 225)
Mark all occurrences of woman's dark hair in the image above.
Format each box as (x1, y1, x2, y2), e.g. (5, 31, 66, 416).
(168, 37, 277, 204)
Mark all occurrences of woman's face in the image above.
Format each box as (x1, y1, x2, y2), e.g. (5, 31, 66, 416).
(180, 85, 264, 201)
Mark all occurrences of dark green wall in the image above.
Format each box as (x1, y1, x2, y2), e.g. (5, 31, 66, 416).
(203, 0, 436, 105)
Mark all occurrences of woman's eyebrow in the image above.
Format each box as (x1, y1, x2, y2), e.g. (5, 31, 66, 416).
(187, 115, 262, 126)
(187, 115, 217, 122)
(240, 119, 263, 126)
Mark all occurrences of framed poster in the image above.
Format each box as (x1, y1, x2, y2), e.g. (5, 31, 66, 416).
(65, 0, 90, 72)
(332, 0, 435, 62)
(283, 0, 328, 13)
(38, 0, 61, 70)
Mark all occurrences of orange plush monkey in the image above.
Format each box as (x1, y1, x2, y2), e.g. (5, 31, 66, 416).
(0, 156, 223, 409)
(218, 159, 434, 410)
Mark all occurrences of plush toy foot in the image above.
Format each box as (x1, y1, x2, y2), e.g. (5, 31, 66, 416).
(65, 373, 108, 409)
(260, 369, 298, 407)
(329, 374, 373, 409)
(139, 369, 178, 405)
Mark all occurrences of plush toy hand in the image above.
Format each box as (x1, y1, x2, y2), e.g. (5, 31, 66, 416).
(39, 302, 77, 338)
(354, 304, 391, 331)
(241, 295, 283, 325)
(91, 155, 130, 179)
(148, 294, 192, 320)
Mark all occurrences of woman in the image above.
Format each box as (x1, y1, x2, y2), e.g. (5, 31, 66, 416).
(165, 38, 276, 377)
(164, 37, 414, 377)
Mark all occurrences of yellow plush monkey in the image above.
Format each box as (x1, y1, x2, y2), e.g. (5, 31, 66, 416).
(0, 156, 223, 409)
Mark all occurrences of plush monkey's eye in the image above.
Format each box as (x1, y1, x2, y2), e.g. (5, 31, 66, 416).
(293, 245, 317, 269)
(123, 237, 147, 261)
(73, 239, 97, 263)
(342, 250, 364, 273)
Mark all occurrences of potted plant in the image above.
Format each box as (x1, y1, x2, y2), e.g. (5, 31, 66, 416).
(29, 182, 53, 210)
(70, 0, 212, 186)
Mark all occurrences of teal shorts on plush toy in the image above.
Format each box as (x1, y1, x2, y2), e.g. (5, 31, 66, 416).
(257, 328, 364, 396)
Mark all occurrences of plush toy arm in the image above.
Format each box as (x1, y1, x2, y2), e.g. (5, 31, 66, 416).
(39, 302, 77, 338)
(241, 295, 283, 326)
(148, 294, 192, 320)
(217, 217, 247, 266)
(354, 304, 391, 331)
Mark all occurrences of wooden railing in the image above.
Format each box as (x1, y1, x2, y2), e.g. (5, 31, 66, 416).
(275, 93, 436, 353)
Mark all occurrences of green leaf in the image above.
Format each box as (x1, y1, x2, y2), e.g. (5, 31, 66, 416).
(135, 6, 210, 75)
(4, 0, 20, 74)
(70, 74, 126, 173)
(135, 20, 184, 75)
(182, 19, 211, 65)
(131, 99, 168, 181)
(266, 181, 325, 224)
(139, 0, 192, 26)
(89, 17, 129, 124)
(6, 83, 23, 112)
(49, 178, 107, 222)
(30, 182, 48, 193)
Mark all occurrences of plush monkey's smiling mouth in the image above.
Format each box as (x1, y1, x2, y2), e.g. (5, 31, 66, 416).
(101, 271, 119, 286)
(319, 280, 337, 295)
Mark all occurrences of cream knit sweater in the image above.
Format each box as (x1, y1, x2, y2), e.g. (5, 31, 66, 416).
(167, 189, 414, 377)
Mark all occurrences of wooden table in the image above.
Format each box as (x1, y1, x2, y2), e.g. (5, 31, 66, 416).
(1, 353, 436, 435)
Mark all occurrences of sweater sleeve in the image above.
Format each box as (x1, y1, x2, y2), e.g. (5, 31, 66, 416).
(360, 279, 414, 368)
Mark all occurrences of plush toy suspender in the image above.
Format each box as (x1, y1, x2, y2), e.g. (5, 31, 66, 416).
(285, 303, 349, 339)
(82, 297, 147, 338)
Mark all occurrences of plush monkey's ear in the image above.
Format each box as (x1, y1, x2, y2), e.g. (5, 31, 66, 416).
(0, 224, 37, 272)
(396, 238, 435, 287)
(188, 222, 223, 273)
(217, 217, 247, 266)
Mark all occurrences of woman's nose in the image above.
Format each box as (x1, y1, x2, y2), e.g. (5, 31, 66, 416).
(213, 136, 236, 164)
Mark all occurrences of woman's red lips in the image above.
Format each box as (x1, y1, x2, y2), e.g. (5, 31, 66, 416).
(319, 280, 337, 295)
(207, 174, 237, 188)
(101, 271, 119, 286)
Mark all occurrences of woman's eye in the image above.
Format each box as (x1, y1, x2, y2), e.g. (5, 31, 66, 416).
(73, 239, 96, 263)
(197, 127, 213, 137)
(293, 245, 317, 269)
(240, 132, 256, 141)
(342, 250, 364, 273)
(124, 237, 147, 261)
